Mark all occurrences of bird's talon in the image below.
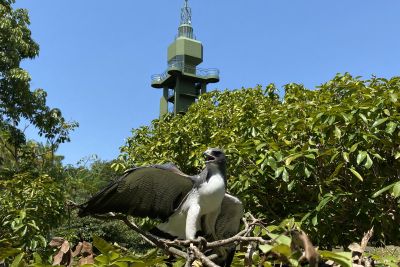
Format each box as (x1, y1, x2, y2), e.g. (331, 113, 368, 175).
(195, 236, 207, 250)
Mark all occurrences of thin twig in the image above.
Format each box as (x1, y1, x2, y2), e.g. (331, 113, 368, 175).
(191, 245, 219, 267)
(93, 213, 188, 259)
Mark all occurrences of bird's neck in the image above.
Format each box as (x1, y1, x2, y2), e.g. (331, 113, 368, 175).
(206, 162, 227, 185)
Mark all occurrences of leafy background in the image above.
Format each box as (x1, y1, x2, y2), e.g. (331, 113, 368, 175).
(1, 0, 399, 265)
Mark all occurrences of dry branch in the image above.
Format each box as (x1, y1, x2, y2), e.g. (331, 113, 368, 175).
(77, 211, 321, 267)
(90, 212, 273, 266)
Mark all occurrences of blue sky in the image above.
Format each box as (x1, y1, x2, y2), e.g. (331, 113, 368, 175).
(16, 0, 400, 165)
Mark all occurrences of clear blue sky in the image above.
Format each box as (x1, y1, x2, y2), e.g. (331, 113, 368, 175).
(16, 0, 400, 165)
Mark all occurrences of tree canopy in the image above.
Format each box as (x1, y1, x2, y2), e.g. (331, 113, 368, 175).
(121, 74, 400, 247)
(0, 0, 77, 162)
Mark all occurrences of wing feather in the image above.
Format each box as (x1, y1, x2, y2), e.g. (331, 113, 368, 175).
(207, 193, 243, 266)
(78, 164, 194, 221)
(215, 193, 244, 240)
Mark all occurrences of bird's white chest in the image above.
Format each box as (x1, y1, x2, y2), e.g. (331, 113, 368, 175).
(157, 173, 226, 239)
(197, 173, 226, 214)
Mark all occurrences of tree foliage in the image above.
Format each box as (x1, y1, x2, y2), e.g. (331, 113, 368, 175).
(121, 74, 400, 247)
(0, 1, 78, 263)
(0, 172, 64, 252)
(0, 0, 77, 157)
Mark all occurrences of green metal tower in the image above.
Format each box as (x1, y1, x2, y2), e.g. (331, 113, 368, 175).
(151, 0, 219, 117)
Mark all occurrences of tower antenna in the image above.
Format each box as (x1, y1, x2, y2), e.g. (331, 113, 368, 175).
(181, 0, 192, 25)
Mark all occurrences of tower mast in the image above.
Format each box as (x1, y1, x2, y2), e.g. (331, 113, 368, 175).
(181, 0, 192, 25)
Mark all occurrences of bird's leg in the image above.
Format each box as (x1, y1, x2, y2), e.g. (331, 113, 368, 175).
(195, 236, 208, 251)
(185, 243, 195, 267)
(186, 204, 200, 240)
(204, 207, 220, 240)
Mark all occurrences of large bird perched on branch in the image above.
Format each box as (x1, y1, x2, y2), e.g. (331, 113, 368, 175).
(78, 148, 243, 266)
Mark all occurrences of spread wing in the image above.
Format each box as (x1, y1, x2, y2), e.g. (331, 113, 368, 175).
(78, 164, 195, 221)
(211, 194, 244, 266)
(215, 193, 244, 240)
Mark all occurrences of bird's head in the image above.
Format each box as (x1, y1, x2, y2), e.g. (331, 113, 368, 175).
(203, 148, 226, 165)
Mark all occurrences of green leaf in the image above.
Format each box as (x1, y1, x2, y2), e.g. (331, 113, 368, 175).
(172, 259, 186, 267)
(11, 253, 24, 267)
(395, 152, 400, 159)
(349, 167, 363, 181)
(33, 252, 42, 264)
(319, 251, 352, 267)
(356, 151, 367, 165)
(19, 210, 26, 220)
(11, 222, 24, 232)
(112, 262, 128, 267)
(289, 258, 300, 267)
(349, 142, 360, 153)
(364, 154, 373, 169)
(271, 244, 292, 257)
(342, 152, 349, 162)
(267, 233, 292, 246)
(20, 226, 27, 237)
(384, 109, 391, 116)
(304, 167, 311, 178)
(115, 257, 144, 263)
(93, 235, 114, 255)
(28, 222, 40, 231)
(392, 182, 400, 198)
(108, 251, 120, 261)
(287, 180, 295, 191)
(312, 215, 318, 226)
(372, 183, 396, 198)
(37, 235, 47, 247)
(266, 156, 277, 170)
(304, 154, 316, 159)
(359, 113, 368, 123)
(95, 254, 110, 264)
(385, 121, 397, 134)
(285, 153, 302, 166)
(282, 168, 289, 182)
(256, 156, 265, 165)
(334, 126, 341, 139)
(316, 194, 334, 211)
(259, 244, 273, 254)
(29, 240, 38, 250)
(330, 163, 344, 179)
(372, 118, 388, 128)
(256, 143, 267, 151)
(372, 153, 384, 161)
(275, 167, 284, 178)
(251, 127, 257, 137)
(330, 151, 340, 163)
(0, 247, 21, 261)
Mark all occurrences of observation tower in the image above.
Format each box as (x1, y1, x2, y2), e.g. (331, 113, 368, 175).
(151, 0, 220, 117)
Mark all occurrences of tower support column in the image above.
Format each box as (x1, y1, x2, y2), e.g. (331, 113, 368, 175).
(160, 86, 169, 117)
(200, 83, 207, 94)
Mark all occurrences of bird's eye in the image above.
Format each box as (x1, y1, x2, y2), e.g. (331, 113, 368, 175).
(213, 151, 222, 156)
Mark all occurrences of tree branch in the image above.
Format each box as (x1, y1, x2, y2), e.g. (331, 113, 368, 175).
(80, 212, 299, 267)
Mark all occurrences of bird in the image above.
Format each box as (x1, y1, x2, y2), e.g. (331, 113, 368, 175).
(78, 148, 243, 266)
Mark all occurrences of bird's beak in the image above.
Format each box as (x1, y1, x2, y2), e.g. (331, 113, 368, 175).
(203, 151, 215, 163)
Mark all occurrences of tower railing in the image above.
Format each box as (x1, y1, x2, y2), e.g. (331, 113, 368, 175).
(151, 72, 169, 83)
(151, 62, 219, 84)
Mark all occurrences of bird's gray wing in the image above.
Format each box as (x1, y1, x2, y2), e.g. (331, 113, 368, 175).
(78, 164, 194, 221)
(215, 193, 244, 240)
(208, 194, 243, 266)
